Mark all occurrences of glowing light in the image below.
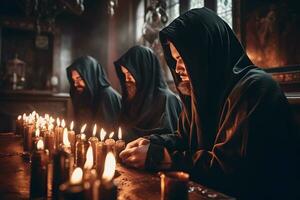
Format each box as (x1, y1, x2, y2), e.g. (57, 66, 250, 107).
(70, 121, 74, 131)
(100, 128, 106, 142)
(56, 118, 61, 127)
(70, 167, 83, 184)
(109, 132, 114, 139)
(35, 129, 40, 137)
(102, 152, 116, 182)
(92, 124, 97, 137)
(17, 115, 22, 120)
(118, 127, 122, 140)
(61, 119, 66, 128)
(37, 140, 44, 150)
(80, 124, 87, 133)
(63, 128, 71, 147)
(84, 146, 94, 170)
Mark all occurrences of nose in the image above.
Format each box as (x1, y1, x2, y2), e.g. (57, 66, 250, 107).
(175, 61, 186, 75)
(125, 73, 133, 82)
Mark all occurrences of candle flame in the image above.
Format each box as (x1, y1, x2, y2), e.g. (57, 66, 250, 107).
(17, 115, 22, 120)
(84, 145, 94, 170)
(70, 121, 74, 131)
(63, 128, 71, 147)
(48, 124, 54, 131)
(56, 118, 61, 127)
(37, 139, 44, 150)
(80, 134, 86, 140)
(22, 113, 26, 120)
(118, 127, 122, 140)
(109, 132, 114, 139)
(35, 129, 40, 137)
(102, 152, 116, 182)
(100, 128, 106, 141)
(61, 119, 66, 128)
(32, 111, 36, 116)
(70, 167, 83, 184)
(93, 124, 97, 137)
(44, 114, 49, 120)
(80, 124, 87, 133)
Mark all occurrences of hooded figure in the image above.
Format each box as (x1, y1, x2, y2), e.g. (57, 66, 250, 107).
(114, 45, 182, 142)
(142, 8, 299, 199)
(66, 56, 121, 135)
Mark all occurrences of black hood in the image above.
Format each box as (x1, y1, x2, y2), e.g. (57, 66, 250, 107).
(66, 55, 110, 100)
(66, 56, 121, 134)
(114, 45, 182, 140)
(159, 8, 256, 150)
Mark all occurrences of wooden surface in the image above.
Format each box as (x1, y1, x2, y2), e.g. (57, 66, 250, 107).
(0, 133, 235, 200)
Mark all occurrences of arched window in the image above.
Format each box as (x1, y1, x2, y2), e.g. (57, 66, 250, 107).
(189, 0, 204, 9)
(217, 0, 232, 27)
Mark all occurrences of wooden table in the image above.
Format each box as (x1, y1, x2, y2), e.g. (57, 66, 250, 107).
(0, 133, 235, 200)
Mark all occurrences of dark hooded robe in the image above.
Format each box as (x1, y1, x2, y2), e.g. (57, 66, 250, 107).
(66, 56, 121, 135)
(114, 46, 182, 142)
(145, 8, 300, 199)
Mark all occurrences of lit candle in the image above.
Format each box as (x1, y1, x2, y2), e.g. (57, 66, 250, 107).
(54, 118, 62, 148)
(96, 128, 108, 178)
(23, 116, 35, 155)
(88, 124, 99, 167)
(44, 124, 55, 157)
(30, 140, 49, 199)
(98, 152, 117, 200)
(115, 127, 125, 162)
(160, 171, 189, 200)
(21, 113, 27, 136)
(60, 119, 66, 143)
(68, 121, 76, 155)
(83, 145, 98, 199)
(15, 115, 23, 136)
(59, 167, 86, 199)
(105, 131, 116, 154)
(32, 128, 43, 152)
(75, 124, 89, 168)
(52, 128, 74, 199)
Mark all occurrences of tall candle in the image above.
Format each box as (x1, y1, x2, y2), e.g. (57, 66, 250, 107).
(15, 115, 23, 136)
(44, 124, 55, 157)
(32, 128, 43, 152)
(75, 124, 88, 168)
(52, 128, 74, 199)
(96, 128, 108, 177)
(54, 118, 62, 149)
(23, 120, 35, 154)
(68, 121, 76, 155)
(115, 127, 125, 162)
(59, 119, 66, 143)
(30, 140, 49, 199)
(59, 167, 86, 200)
(88, 124, 99, 167)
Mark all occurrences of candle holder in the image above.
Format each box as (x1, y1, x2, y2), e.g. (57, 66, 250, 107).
(160, 171, 189, 200)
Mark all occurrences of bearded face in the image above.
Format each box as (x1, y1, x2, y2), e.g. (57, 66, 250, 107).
(121, 66, 137, 100)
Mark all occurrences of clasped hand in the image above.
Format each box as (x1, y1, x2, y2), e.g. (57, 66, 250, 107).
(119, 137, 150, 169)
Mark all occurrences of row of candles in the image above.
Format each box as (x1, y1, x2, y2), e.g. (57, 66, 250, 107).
(15, 111, 125, 200)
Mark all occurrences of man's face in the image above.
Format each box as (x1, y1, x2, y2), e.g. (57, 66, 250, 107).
(121, 66, 136, 100)
(71, 70, 85, 94)
(169, 42, 191, 96)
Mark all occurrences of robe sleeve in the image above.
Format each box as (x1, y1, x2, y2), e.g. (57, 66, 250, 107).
(146, 74, 299, 192)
